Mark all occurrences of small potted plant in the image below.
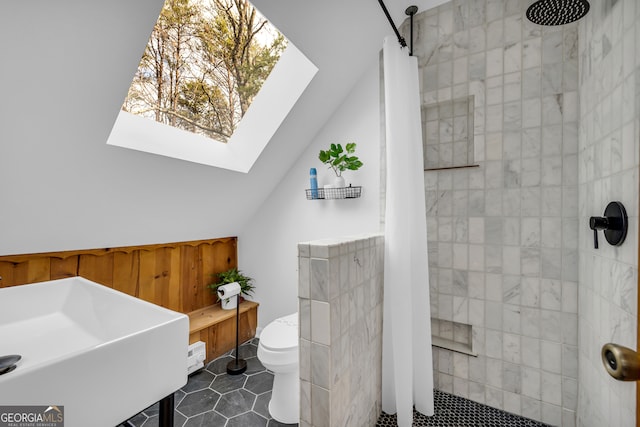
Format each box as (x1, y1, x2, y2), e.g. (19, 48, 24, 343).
(207, 267, 255, 310)
(318, 142, 363, 190)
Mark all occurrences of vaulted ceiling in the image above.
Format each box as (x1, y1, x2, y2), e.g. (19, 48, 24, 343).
(250, 0, 450, 161)
(0, 0, 447, 254)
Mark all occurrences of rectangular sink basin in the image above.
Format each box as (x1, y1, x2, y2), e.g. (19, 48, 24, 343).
(0, 277, 188, 426)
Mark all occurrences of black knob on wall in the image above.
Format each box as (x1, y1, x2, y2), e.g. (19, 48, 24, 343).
(589, 201, 627, 249)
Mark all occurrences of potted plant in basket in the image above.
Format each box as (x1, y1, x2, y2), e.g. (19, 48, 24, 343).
(207, 267, 255, 310)
(318, 142, 363, 189)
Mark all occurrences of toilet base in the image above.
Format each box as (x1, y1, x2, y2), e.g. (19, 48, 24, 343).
(268, 369, 299, 424)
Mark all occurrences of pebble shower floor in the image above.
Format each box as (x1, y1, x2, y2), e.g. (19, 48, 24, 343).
(120, 338, 551, 426)
(375, 390, 553, 427)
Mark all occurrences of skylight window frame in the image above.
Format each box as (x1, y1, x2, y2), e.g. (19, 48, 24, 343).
(107, 42, 317, 173)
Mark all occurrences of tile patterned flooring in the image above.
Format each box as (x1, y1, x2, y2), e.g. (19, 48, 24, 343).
(121, 339, 552, 427)
(120, 338, 295, 427)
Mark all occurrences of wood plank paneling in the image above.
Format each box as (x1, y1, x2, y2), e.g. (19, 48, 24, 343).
(137, 247, 184, 309)
(198, 244, 215, 311)
(181, 245, 199, 313)
(78, 253, 114, 287)
(156, 248, 171, 308)
(206, 326, 218, 362)
(9, 263, 27, 286)
(0, 238, 235, 262)
(0, 237, 238, 313)
(199, 240, 237, 310)
(0, 259, 50, 288)
(187, 301, 258, 363)
(240, 306, 258, 342)
(213, 317, 236, 359)
(26, 259, 51, 283)
(51, 256, 79, 280)
(167, 248, 182, 312)
(146, 246, 182, 310)
(0, 262, 16, 288)
(112, 252, 139, 297)
(205, 310, 257, 362)
(139, 249, 161, 306)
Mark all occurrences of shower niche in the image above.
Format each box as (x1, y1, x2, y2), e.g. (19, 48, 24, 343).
(431, 318, 477, 356)
(422, 95, 477, 171)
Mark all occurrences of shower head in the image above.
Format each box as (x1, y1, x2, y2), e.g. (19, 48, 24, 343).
(526, 0, 590, 26)
(404, 5, 419, 56)
(405, 5, 418, 16)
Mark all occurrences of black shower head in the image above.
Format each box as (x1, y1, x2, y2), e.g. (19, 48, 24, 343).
(526, 0, 590, 26)
(405, 5, 418, 16)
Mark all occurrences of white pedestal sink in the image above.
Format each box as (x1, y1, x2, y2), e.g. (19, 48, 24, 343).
(0, 277, 188, 426)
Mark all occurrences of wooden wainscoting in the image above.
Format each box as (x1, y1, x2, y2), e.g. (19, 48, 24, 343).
(0, 237, 258, 361)
(0, 237, 237, 313)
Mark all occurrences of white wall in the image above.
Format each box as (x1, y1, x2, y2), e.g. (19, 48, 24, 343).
(239, 60, 382, 330)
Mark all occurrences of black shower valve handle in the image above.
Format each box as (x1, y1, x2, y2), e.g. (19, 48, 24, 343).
(589, 216, 608, 249)
(588, 202, 628, 250)
(589, 216, 609, 230)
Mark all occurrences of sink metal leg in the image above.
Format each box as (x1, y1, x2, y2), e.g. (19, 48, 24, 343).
(159, 393, 174, 427)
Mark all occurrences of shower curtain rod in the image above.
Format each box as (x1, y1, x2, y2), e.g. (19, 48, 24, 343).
(377, 0, 407, 49)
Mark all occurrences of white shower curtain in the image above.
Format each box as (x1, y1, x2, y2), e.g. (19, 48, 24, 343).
(382, 36, 434, 426)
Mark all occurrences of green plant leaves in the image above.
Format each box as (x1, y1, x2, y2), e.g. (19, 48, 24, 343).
(317, 142, 363, 177)
(332, 155, 347, 167)
(318, 150, 330, 163)
(346, 158, 363, 170)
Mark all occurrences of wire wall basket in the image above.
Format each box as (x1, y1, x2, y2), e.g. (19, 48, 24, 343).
(305, 185, 362, 200)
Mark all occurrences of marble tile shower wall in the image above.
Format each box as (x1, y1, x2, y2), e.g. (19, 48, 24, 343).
(298, 234, 384, 427)
(577, 0, 640, 426)
(402, 1, 580, 425)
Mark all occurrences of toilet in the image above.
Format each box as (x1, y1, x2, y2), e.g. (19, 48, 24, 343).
(257, 312, 299, 424)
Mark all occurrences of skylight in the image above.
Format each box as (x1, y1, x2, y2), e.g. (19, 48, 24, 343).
(124, 0, 284, 143)
(107, 0, 317, 172)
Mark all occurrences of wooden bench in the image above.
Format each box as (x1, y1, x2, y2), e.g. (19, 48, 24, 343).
(188, 300, 259, 363)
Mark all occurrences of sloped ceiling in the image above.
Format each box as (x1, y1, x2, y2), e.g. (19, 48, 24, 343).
(0, 0, 447, 255)
(252, 0, 449, 73)
(0, 1, 165, 147)
(250, 0, 451, 170)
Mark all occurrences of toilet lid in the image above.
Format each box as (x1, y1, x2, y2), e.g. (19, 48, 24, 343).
(260, 313, 298, 351)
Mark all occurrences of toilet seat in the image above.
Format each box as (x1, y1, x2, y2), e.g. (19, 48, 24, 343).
(259, 313, 298, 352)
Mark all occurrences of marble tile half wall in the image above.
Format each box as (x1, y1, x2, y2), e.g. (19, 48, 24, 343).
(298, 233, 384, 427)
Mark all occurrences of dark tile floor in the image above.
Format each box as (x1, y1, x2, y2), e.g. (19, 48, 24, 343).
(376, 389, 553, 427)
(119, 338, 296, 427)
(120, 339, 552, 427)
